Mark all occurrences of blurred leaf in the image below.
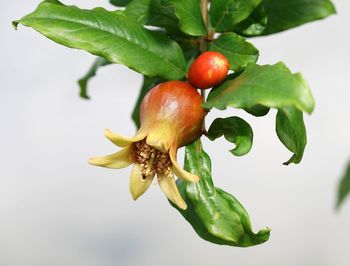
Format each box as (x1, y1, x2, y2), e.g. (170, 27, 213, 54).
(210, 0, 263, 32)
(203, 62, 315, 114)
(337, 161, 350, 209)
(78, 57, 111, 99)
(276, 106, 306, 165)
(262, 0, 336, 35)
(110, 0, 132, 7)
(125, 0, 181, 34)
(244, 105, 270, 117)
(241, 0, 336, 36)
(208, 32, 259, 71)
(14, 0, 187, 80)
(162, 0, 207, 36)
(132, 76, 163, 128)
(207, 117, 253, 156)
(234, 3, 267, 36)
(171, 140, 270, 247)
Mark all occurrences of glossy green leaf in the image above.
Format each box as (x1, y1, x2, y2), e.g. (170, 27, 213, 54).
(208, 33, 259, 71)
(162, 0, 207, 36)
(276, 106, 307, 165)
(110, 0, 132, 6)
(220, 72, 269, 117)
(78, 57, 111, 99)
(14, 0, 187, 80)
(241, 0, 336, 36)
(172, 140, 270, 247)
(208, 117, 253, 156)
(132, 76, 163, 128)
(210, 0, 263, 32)
(336, 160, 350, 209)
(125, 0, 180, 34)
(203, 62, 315, 114)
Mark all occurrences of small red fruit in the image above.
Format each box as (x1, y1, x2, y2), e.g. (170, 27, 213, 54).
(188, 51, 229, 90)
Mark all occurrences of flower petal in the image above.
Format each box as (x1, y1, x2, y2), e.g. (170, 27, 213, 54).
(144, 121, 177, 153)
(158, 173, 187, 210)
(89, 146, 134, 169)
(169, 146, 200, 182)
(145, 129, 172, 153)
(105, 129, 147, 147)
(130, 163, 154, 200)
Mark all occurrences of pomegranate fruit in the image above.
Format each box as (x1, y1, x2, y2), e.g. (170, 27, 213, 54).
(89, 80, 206, 210)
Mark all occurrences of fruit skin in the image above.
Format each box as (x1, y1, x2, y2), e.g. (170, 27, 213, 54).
(140, 80, 206, 149)
(188, 51, 230, 90)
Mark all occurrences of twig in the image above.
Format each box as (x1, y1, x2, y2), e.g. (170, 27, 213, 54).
(199, 0, 209, 133)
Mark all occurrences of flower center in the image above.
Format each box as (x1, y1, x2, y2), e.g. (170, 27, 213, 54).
(134, 140, 172, 179)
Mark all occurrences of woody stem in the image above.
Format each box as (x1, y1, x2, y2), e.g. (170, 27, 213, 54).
(199, 0, 209, 134)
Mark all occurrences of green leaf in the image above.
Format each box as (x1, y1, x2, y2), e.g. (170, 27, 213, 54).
(110, 0, 132, 6)
(210, 0, 263, 32)
(203, 62, 315, 114)
(241, 0, 336, 36)
(162, 0, 207, 36)
(14, 0, 187, 80)
(172, 140, 270, 247)
(207, 117, 253, 156)
(336, 160, 350, 209)
(132, 76, 163, 128)
(262, 0, 336, 35)
(276, 106, 307, 165)
(78, 57, 111, 99)
(178, 39, 200, 68)
(234, 3, 267, 36)
(208, 32, 259, 71)
(244, 105, 270, 117)
(125, 0, 180, 34)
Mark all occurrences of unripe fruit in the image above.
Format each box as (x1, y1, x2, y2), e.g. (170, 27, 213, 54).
(188, 51, 229, 90)
(140, 80, 205, 148)
(89, 80, 206, 210)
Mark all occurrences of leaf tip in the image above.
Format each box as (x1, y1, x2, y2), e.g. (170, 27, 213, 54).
(305, 95, 316, 115)
(329, 1, 337, 15)
(283, 158, 298, 166)
(80, 94, 90, 100)
(283, 161, 291, 166)
(12, 20, 19, 30)
(229, 148, 246, 157)
(78, 80, 90, 100)
(253, 227, 271, 245)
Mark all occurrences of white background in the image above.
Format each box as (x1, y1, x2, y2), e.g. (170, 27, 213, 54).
(1, 1, 350, 265)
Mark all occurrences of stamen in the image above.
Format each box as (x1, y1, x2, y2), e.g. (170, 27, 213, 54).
(133, 140, 172, 179)
(145, 152, 155, 177)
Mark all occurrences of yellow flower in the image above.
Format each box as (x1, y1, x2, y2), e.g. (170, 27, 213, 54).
(89, 81, 206, 210)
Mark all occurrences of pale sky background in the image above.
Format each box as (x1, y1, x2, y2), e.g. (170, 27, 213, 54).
(1, 1, 350, 266)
